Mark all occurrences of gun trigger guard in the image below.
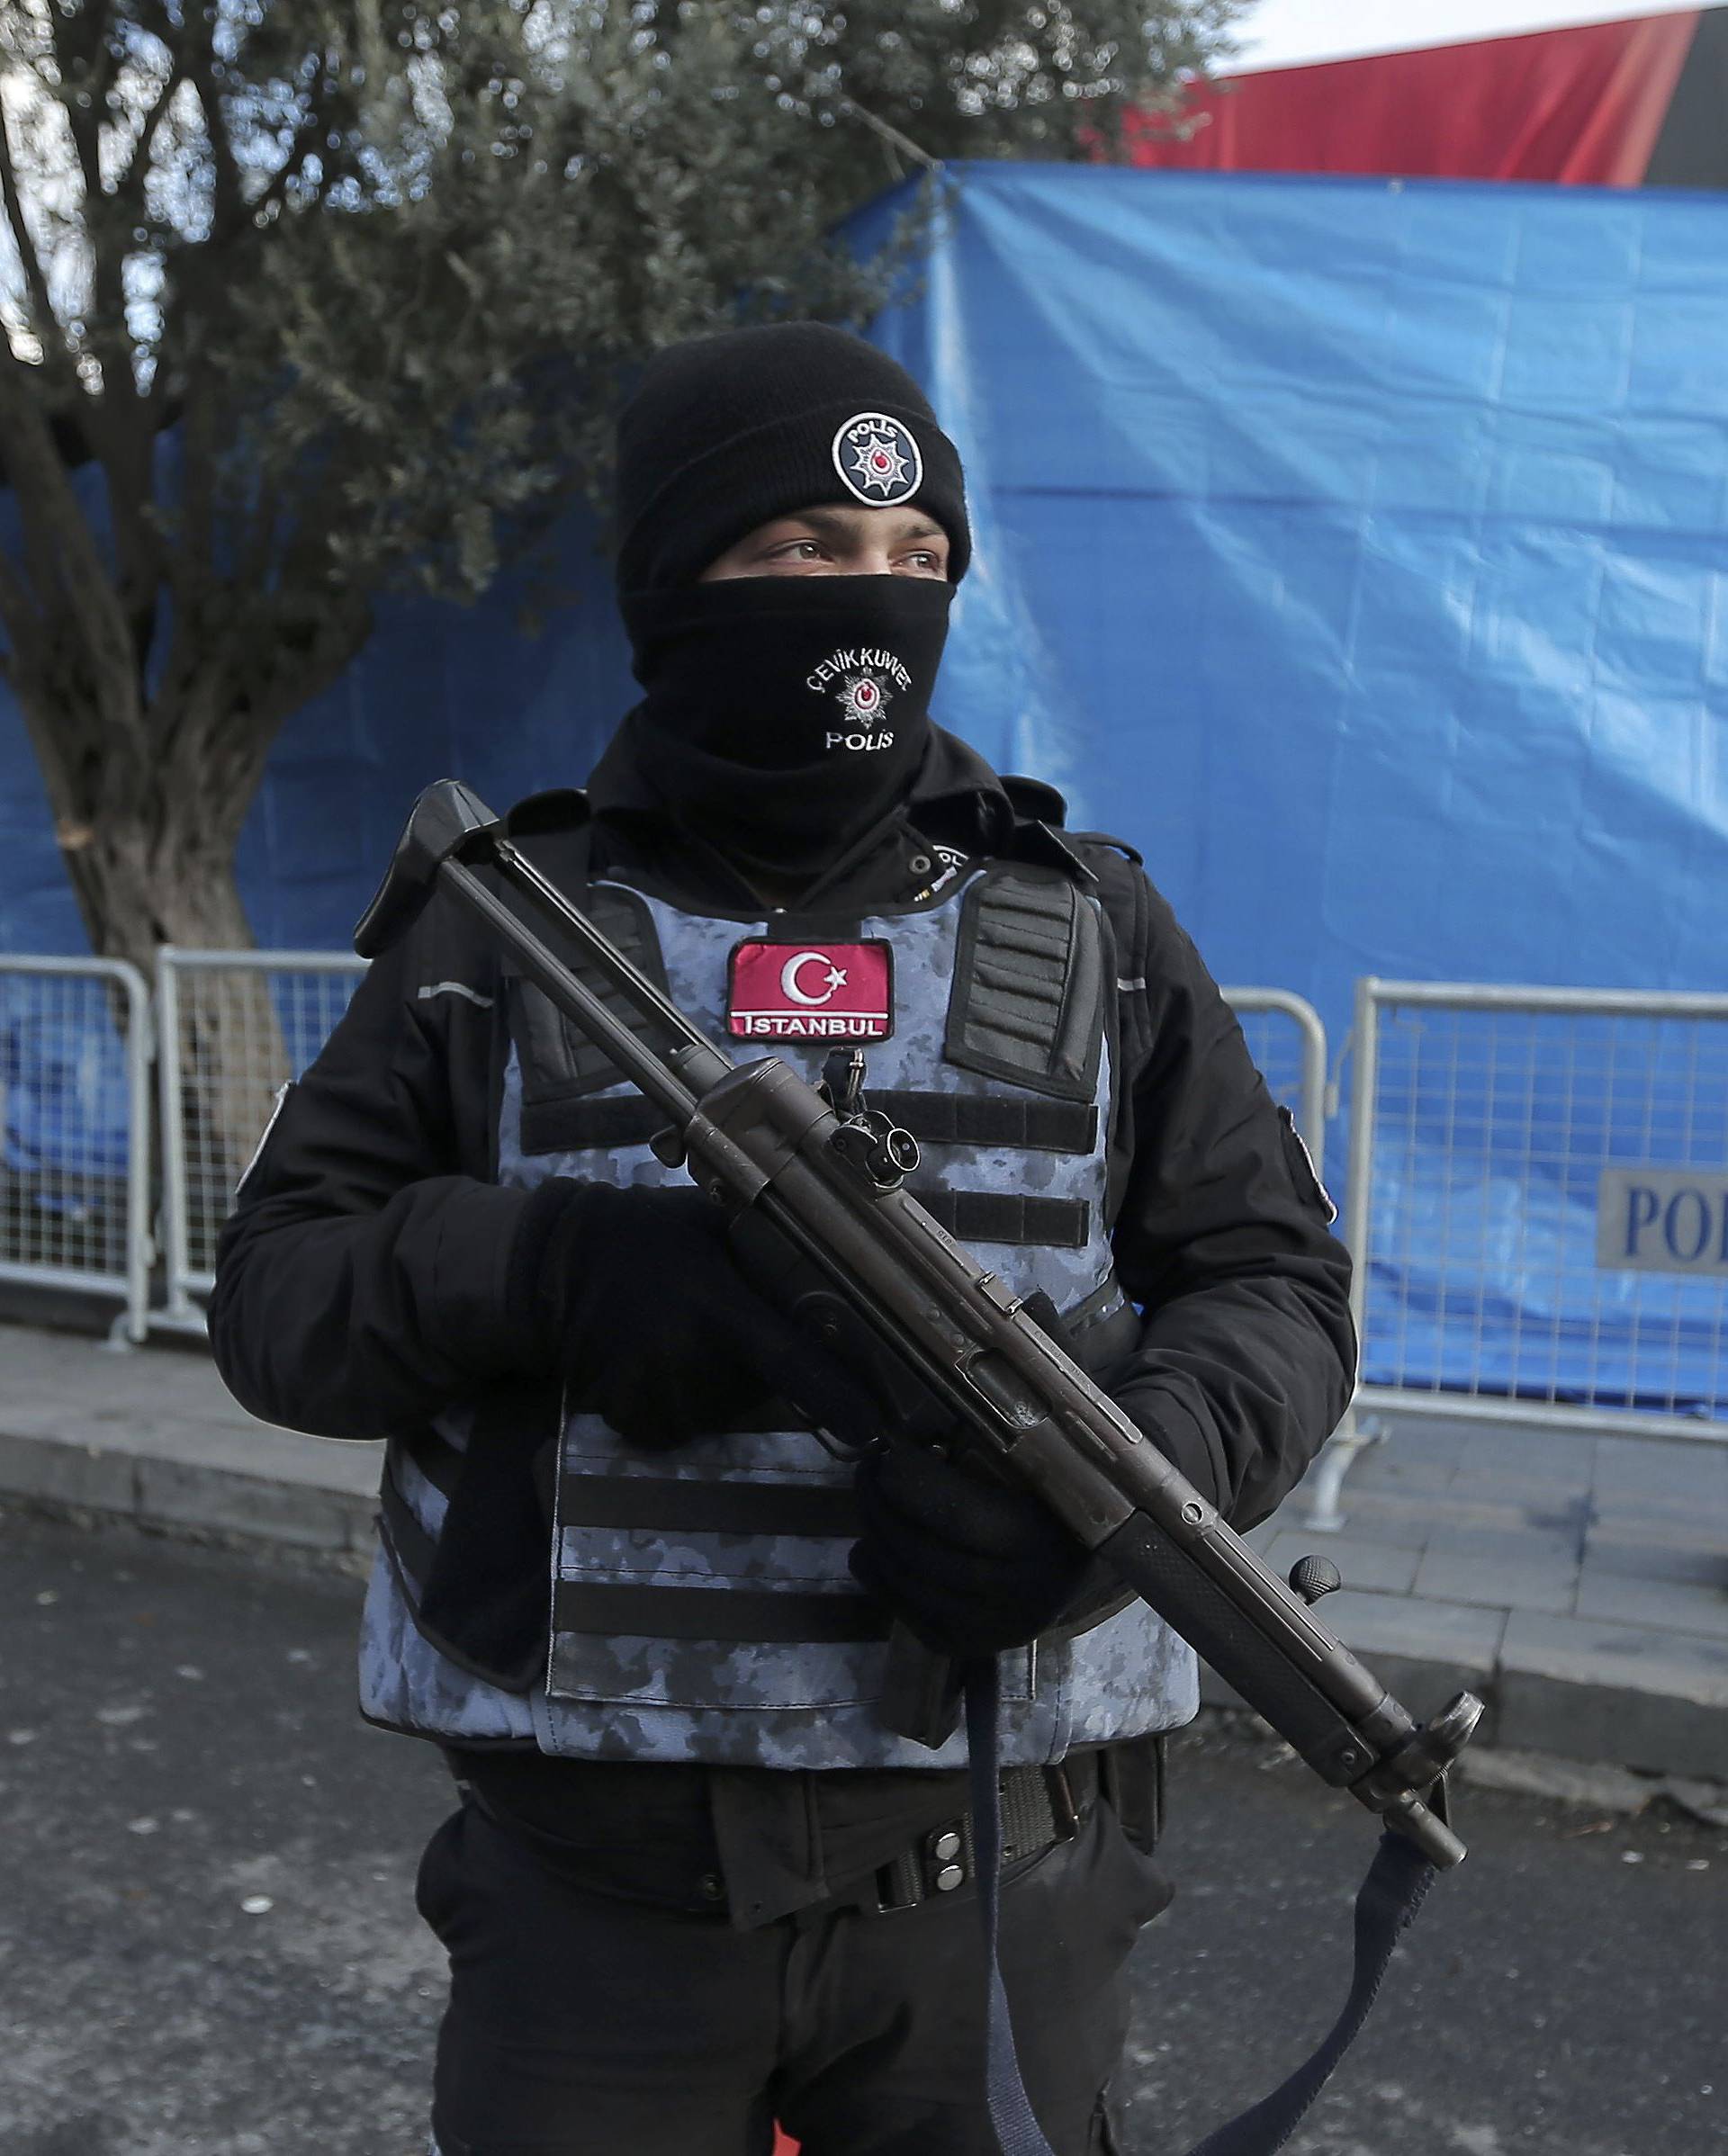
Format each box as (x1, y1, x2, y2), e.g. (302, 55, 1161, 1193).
(804, 1419, 881, 1463)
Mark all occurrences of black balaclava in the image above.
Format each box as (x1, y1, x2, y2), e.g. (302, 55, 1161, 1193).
(610, 322, 971, 885)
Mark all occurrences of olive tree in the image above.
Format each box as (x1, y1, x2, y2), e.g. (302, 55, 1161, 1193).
(0, 0, 1236, 1177)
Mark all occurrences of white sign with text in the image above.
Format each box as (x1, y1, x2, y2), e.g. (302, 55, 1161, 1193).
(1597, 1167, 1728, 1275)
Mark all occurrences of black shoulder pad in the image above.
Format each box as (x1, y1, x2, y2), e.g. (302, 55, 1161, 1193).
(945, 863, 1106, 1102)
(1066, 827, 1145, 867)
(502, 787, 590, 837)
(1001, 773, 1069, 825)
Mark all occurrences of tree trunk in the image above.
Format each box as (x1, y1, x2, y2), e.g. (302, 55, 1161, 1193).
(26, 705, 292, 1273)
(5, 513, 373, 1261)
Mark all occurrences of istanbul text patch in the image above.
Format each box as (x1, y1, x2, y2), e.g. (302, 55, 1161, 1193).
(726, 940, 894, 1040)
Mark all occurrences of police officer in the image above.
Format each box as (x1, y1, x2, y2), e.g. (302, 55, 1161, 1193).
(209, 323, 1354, 2156)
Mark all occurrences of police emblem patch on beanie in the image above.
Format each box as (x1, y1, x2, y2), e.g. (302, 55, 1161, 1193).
(832, 411, 924, 506)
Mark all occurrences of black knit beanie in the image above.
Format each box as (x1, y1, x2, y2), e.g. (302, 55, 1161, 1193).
(614, 322, 971, 594)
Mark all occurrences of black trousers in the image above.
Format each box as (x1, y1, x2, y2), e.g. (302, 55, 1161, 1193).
(416, 1791, 1172, 2155)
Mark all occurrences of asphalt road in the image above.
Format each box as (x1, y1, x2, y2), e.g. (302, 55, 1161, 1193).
(0, 1508, 1721, 2156)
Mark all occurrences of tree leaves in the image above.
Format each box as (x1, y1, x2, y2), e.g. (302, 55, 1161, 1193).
(2, 1, 1237, 618)
(0, 0, 1238, 963)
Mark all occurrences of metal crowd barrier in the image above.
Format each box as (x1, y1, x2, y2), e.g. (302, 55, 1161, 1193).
(153, 949, 368, 1334)
(0, 957, 152, 1343)
(1345, 978, 1728, 1448)
(32, 948, 1725, 1525)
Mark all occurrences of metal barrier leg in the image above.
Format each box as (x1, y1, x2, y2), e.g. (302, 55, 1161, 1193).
(1300, 1409, 1387, 1533)
(147, 1303, 210, 1338)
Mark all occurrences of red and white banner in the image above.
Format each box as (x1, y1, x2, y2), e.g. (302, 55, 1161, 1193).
(1125, 10, 1704, 186)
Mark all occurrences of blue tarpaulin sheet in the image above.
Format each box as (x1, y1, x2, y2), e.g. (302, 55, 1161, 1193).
(0, 999, 130, 1181)
(3, 166, 1725, 1406)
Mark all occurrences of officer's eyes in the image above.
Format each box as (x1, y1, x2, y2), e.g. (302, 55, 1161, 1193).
(760, 536, 942, 571)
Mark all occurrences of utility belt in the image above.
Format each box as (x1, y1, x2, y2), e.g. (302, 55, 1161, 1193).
(854, 1749, 1102, 1917)
(454, 1735, 1164, 1927)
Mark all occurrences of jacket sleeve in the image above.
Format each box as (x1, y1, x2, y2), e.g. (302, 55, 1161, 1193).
(1105, 873, 1356, 1532)
(205, 894, 547, 1441)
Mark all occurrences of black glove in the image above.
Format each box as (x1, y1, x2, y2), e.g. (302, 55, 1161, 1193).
(848, 1443, 1103, 1659)
(515, 1180, 878, 1450)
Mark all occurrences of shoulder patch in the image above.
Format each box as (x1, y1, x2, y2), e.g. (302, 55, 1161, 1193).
(236, 1082, 293, 1197)
(1278, 1104, 1337, 1225)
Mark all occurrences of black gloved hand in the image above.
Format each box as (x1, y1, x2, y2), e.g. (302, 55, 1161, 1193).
(848, 1444, 1101, 1659)
(516, 1180, 879, 1450)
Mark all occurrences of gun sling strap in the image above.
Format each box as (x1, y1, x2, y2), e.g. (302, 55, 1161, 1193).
(962, 1664, 1440, 2156)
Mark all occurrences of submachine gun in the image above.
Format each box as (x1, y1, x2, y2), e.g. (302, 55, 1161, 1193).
(357, 780, 1481, 1873)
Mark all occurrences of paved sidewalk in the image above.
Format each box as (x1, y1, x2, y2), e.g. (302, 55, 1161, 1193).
(2, 1320, 1725, 1779)
(1238, 1415, 1728, 1782)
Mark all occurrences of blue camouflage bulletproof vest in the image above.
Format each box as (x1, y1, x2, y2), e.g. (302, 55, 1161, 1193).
(359, 859, 1200, 1768)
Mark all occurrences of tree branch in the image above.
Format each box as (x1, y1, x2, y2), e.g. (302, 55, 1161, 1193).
(107, 43, 195, 256)
(0, 341, 144, 740)
(185, 16, 245, 241)
(58, 4, 112, 236)
(0, 100, 70, 368)
(60, 0, 119, 105)
(0, 541, 41, 678)
(838, 97, 943, 171)
(46, 23, 167, 610)
(166, 347, 219, 613)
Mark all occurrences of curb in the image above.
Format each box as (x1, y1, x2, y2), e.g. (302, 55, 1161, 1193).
(0, 1376, 382, 1573)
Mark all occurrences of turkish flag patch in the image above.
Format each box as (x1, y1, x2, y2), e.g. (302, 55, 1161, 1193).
(726, 940, 894, 1041)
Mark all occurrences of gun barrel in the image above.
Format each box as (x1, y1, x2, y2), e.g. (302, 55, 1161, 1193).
(494, 839, 724, 1064)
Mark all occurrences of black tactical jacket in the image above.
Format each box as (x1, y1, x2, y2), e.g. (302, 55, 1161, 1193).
(207, 725, 1354, 1920)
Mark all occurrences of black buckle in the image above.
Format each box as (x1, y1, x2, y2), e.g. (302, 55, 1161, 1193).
(871, 1813, 973, 1913)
